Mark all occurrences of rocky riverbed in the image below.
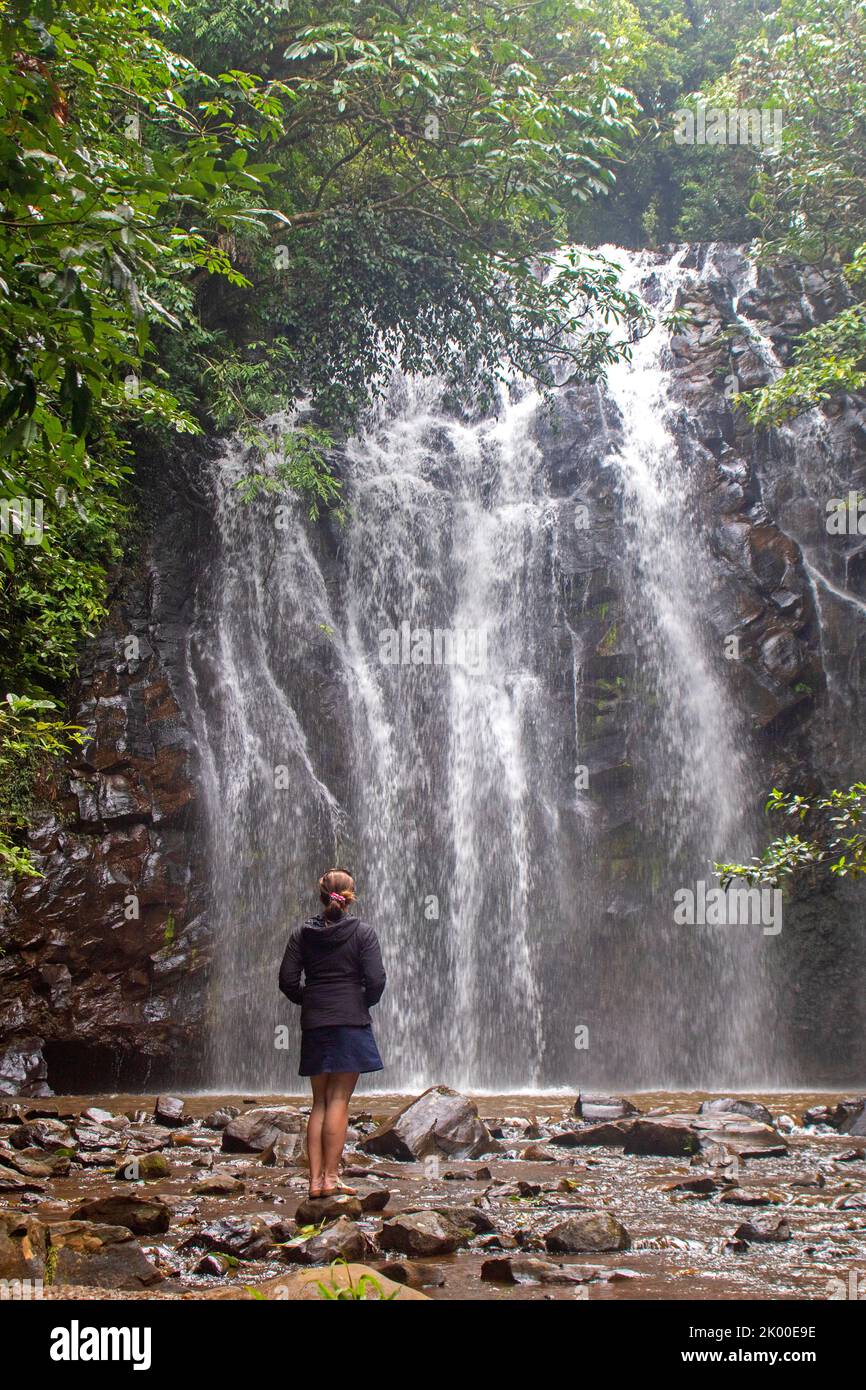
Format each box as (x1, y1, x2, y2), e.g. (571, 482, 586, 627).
(2, 1087, 865, 1301)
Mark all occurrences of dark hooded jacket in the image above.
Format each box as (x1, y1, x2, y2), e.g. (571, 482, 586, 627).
(278, 914, 386, 1030)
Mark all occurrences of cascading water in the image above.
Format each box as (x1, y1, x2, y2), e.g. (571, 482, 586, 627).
(186, 245, 820, 1094)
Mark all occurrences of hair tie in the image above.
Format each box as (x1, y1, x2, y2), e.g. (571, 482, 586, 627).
(329, 892, 346, 906)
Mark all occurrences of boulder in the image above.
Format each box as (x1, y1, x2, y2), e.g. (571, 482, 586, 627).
(221, 1107, 301, 1154)
(0, 1163, 45, 1194)
(0, 1038, 52, 1098)
(179, 1215, 274, 1260)
(10, 1118, 73, 1152)
(358, 1086, 498, 1161)
(481, 1256, 597, 1285)
(699, 1097, 774, 1127)
(379, 1209, 464, 1256)
(0, 1210, 48, 1279)
(433, 1204, 497, 1235)
(841, 1101, 866, 1137)
(47, 1221, 163, 1289)
(734, 1215, 791, 1243)
(574, 1093, 639, 1122)
(1, 1147, 67, 1178)
(154, 1095, 185, 1127)
(544, 1211, 630, 1254)
(81, 1107, 117, 1125)
(282, 1217, 374, 1266)
(191, 1170, 245, 1195)
(72, 1194, 171, 1236)
(376, 1260, 445, 1288)
(295, 1193, 362, 1226)
(259, 1133, 302, 1166)
(624, 1119, 701, 1157)
(203, 1107, 240, 1131)
(114, 1152, 171, 1181)
(551, 1122, 631, 1149)
(360, 1189, 391, 1213)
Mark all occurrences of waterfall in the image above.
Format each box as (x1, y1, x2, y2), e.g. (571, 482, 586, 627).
(185, 246, 820, 1094)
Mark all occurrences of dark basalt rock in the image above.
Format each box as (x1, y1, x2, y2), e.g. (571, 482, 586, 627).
(221, 1106, 302, 1154)
(544, 1211, 631, 1254)
(48, 1220, 164, 1289)
(699, 1097, 774, 1127)
(358, 1085, 499, 1161)
(379, 1209, 466, 1256)
(72, 1193, 171, 1236)
(0, 1037, 52, 1098)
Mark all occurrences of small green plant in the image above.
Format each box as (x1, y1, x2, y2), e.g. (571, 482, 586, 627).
(314, 1259, 398, 1301)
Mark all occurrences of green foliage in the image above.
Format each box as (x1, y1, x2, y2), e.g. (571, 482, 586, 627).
(715, 784, 866, 889)
(712, 0, 866, 424)
(0, 692, 83, 876)
(574, 0, 774, 245)
(234, 424, 343, 522)
(169, 0, 651, 419)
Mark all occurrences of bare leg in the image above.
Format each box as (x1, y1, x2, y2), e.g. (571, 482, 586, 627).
(322, 1071, 359, 1191)
(307, 1073, 329, 1196)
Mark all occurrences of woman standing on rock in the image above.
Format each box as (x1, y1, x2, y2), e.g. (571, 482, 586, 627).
(279, 868, 386, 1199)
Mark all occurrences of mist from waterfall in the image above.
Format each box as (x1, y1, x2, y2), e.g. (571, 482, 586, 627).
(186, 246, 802, 1094)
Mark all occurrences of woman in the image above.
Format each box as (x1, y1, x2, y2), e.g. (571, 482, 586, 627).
(279, 868, 386, 1198)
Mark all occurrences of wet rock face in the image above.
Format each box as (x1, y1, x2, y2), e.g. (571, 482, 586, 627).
(0, 494, 211, 1088)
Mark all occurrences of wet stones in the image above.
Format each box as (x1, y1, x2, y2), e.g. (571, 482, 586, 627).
(481, 1255, 597, 1286)
(574, 1093, 639, 1123)
(0, 1210, 48, 1279)
(9, 1117, 74, 1152)
(733, 1215, 791, 1244)
(179, 1215, 275, 1261)
(72, 1193, 171, 1236)
(624, 1119, 701, 1157)
(154, 1095, 185, 1127)
(699, 1097, 774, 1127)
(191, 1170, 245, 1196)
(221, 1107, 301, 1154)
(295, 1193, 362, 1226)
(48, 1220, 163, 1289)
(359, 1086, 499, 1161)
(379, 1209, 466, 1256)
(544, 1211, 631, 1254)
(551, 1121, 631, 1149)
(282, 1217, 374, 1267)
(114, 1151, 171, 1181)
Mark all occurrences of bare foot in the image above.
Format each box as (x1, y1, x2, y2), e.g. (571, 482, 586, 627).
(321, 1177, 357, 1196)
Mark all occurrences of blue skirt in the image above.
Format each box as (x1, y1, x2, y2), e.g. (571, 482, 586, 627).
(299, 1023, 384, 1077)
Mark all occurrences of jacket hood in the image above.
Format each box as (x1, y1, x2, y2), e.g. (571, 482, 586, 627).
(302, 914, 359, 948)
